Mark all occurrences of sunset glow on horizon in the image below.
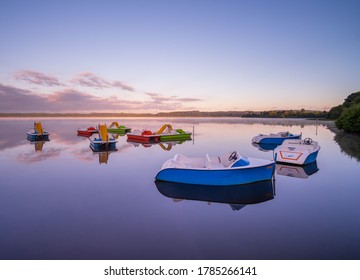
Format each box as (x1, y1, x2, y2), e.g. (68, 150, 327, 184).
(1, 0, 359, 113)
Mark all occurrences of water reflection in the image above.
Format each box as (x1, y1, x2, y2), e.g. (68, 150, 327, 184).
(276, 161, 319, 179)
(28, 139, 50, 151)
(1, 118, 360, 260)
(110, 133, 127, 139)
(333, 132, 360, 162)
(155, 180, 275, 211)
(322, 122, 360, 162)
(92, 150, 117, 164)
(127, 139, 192, 151)
(17, 147, 63, 163)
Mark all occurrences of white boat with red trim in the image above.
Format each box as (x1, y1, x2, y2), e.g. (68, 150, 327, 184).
(274, 138, 320, 165)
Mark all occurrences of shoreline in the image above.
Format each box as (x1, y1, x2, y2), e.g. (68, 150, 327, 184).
(0, 111, 329, 119)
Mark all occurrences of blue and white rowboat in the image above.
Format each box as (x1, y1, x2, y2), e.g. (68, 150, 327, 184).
(155, 151, 275, 186)
(252, 131, 301, 145)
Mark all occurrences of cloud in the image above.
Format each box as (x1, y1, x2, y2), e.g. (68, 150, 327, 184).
(144, 92, 202, 103)
(0, 83, 49, 111)
(137, 92, 201, 111)
(13, 70, 136, 92)
(1, 73, 203, 112)
(175, 97, 203, 102)
(144, 92, 171, 102)
(112, 81, 135, 92)
(47, 89, 143, 111)
(71, 72, 111, 89)
(71, 72, 136, 92)
(0, 83, 144, 112)
(14, 70, 64, 86)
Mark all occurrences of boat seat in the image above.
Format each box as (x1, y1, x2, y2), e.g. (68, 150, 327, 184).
(281, 131, 292, 137)
(173, 154, 193, 168)
(230, 156, 250, 167)
(218, 152, 235, 167)
(205, 154, 224, 169)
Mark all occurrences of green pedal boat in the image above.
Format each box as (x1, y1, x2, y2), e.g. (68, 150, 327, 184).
(107, 121, 131, 134)
(156, 124, 192, 141)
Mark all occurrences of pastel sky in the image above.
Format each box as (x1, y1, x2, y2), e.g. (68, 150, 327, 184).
(1, 0, 359, 113)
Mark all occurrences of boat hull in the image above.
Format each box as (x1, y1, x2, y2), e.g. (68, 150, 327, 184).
(159, 133, 192, 141)
(127, 134, 160, 143)
(77, 127, 97, 137)
(253, 134, 301, 145)
(275, 150, 319, 165)
(155, 163, 275, 186)
(77, 131, 95, 137)
(26, 132, 50, 141)
(252, 142, 279, 151)
(90, 145, 117, 153)
(90, 140, 117, 151)
(107, 127, 131, 134)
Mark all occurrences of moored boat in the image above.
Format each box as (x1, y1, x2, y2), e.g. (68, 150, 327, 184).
(89, 124, 117, 151)
(155, 151, 275, 186)
(126, 129, 160, 143)
(274, 138, 320, 165)
(26, 122, 50, 141)
(107, 121, 131, 134)
(252, 142, 279, 152)
(126, 124, 191, 143)
(156, 124, 192, 141)
(77, 126, 98, 137)
(252, 131, 301, 145)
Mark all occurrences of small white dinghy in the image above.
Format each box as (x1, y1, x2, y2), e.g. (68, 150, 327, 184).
(274, 138, 320, 165)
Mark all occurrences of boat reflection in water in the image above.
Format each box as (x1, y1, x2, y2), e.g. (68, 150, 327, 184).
(28, 140, 50, 152)
(155, 180, 275, 211)
(110, 133, 127, 139)
(91, 149, 117, 164)
(276, 161, 319, 179)
(127, 139, 191, 151)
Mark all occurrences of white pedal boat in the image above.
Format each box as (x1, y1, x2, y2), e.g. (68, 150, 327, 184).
(155, 151, 275, 186)
(274, 138, 320, 165)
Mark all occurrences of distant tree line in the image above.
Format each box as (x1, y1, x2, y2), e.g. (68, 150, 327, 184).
(327, 91, 360, 133)
(156, 111, 246, 117)
(242, 109, 327, 119)
(0, 110, 328, 119)
(0, 111, 247, 118)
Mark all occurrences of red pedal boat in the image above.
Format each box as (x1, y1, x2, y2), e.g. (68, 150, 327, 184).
(77, 126, 98, 137)
(126, 129, 160, 143)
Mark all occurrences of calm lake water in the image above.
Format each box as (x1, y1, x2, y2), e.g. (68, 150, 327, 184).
(1, 118, 360, 260)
